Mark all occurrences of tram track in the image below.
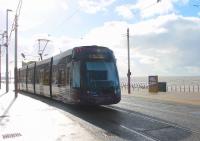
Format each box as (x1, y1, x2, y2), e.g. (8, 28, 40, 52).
(109, 103, 200, 134)
(107, 105, 200, 135)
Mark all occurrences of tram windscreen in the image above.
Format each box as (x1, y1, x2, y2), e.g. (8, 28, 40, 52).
(86, 62, 119, 89)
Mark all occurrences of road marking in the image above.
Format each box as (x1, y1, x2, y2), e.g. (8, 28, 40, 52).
(120, 125, 160, 141)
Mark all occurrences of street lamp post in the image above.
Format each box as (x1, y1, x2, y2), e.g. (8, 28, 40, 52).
(6, 9, 12, 92)
(0, 33, 4, 89)
(127, 28, 131, 94)
(0, 37, 1, 89)
(0, 32, 6, 90)
(125, 1, 161, 94)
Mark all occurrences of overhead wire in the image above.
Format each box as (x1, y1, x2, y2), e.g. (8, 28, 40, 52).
(51, 6, 81, 34)
(137, 0, 162, 15)
(61, 7, 81, 26)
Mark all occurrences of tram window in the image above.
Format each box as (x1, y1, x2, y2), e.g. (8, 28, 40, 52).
(35, 69, 39, 84)
(21, 71, 23, 83)
(39, 69, 44, 84)
(27, 68, 34, 84)
(52, 57, 68, 86)
(43, 65, 50, 85)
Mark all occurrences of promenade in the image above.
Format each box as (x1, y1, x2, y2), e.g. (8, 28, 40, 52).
(123, 90, 200, 106)
(0, 84, 95, 141)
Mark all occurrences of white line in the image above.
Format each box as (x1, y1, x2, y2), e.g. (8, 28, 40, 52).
(120, 125, 159, 141)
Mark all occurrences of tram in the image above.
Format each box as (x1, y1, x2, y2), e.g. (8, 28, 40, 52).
(18, 45, 121, 105)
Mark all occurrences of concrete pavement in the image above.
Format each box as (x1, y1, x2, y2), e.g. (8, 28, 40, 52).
(0, 84, 96, 141)
(123, 90, 200, 106)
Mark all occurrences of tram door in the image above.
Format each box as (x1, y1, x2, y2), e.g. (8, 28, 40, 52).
(66, 66, 70, 92)
(39, 69, 44, 95)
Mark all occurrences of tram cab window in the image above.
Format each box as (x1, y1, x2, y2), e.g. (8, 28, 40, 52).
(86, 62, 119, 88)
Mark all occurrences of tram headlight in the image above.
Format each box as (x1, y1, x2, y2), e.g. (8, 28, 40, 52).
(87, 91, 97, 95)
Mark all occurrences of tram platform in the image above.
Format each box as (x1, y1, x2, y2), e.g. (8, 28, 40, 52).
(0, 84, 95, 141)
(123, 90, 200, 106)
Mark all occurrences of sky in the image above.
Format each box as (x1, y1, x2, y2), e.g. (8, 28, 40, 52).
(0, 0, 200, 77)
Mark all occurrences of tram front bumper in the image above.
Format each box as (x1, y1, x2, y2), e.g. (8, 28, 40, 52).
(80, 95, 121, 105)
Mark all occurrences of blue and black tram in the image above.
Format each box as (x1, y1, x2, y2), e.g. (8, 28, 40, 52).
(18, 45, 121, 105)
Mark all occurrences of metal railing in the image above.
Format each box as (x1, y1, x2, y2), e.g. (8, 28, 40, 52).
(167, 85, 200, 93)
(120, 82, 200, 93)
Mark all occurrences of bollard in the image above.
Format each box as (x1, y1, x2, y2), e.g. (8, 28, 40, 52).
(193, 85, 194, 93)
(184, 85, 185, 92)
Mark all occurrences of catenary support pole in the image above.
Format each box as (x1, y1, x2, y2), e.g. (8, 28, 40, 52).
(6, 9, 12, 92)
(14, 15, 18, 97)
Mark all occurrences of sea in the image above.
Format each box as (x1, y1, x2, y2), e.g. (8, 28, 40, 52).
(120, 76, 200, 86)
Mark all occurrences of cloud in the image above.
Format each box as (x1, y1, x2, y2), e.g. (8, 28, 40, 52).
(78, 0, 116, 14)
(115, 0, 189, 19)
(80, 14, 200, 76)
(14, 13, 200, 77)
(115, 5, 134, 19)
(0, 0, 70, 32)
(56, 14, 200, 76)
